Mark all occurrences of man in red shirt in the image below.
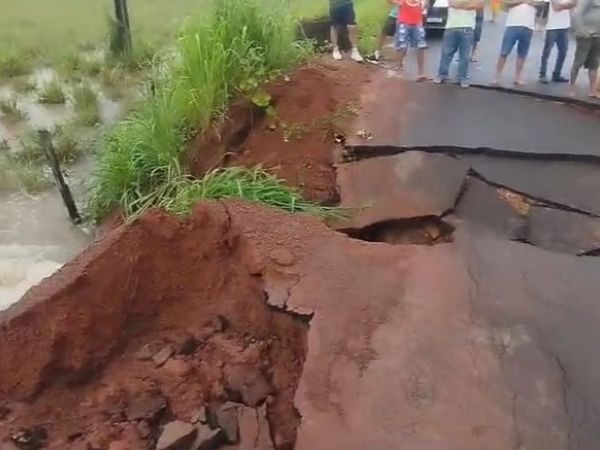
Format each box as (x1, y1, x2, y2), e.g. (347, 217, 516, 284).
(395, 0, 430, 80)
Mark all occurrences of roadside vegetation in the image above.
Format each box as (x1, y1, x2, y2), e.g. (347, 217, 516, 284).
(0, 0, 386, 219)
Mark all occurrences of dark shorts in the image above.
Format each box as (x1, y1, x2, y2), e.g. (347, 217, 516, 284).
(500, 26, 533, 58)
(573, 36, 600, 70)
(382, 15, 397, 37)
(474, 16, 484, 42)
(330, 2, 356, 26)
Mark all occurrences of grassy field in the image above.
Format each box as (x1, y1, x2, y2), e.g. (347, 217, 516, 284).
(0, 0, 206, 64)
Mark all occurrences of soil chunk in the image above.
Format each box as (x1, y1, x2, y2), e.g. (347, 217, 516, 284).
(205, 402, 240, 444)
(156, 420, 197, 450)
(126, 391, 168, 423)
(224, 366, 273, 407)
(153, 345, 175, 367)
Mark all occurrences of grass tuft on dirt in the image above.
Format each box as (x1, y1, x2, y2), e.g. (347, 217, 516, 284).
(88, 0, 316, 220)
(128, 166, 345, 219)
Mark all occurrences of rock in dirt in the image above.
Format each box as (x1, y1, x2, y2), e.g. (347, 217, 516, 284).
(190, 424, 224, 450)
(163, 358, 193, 378)
(235, 405, 274, 450)
(135, 344, 154, 361)
(205, 402, 240, 444)
(153, 345, 175, 367)
(10, 426, 47, 450)
(224, 366, 273, 407)
(156, 420, 197, 450)
(269, 249, 295, 267)
(126, 391, 167, 422)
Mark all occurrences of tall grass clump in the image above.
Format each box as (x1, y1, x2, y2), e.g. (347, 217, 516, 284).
(0, 47, 32, 78)
(38, 80, 67, 104)
(0, 96, 26, 123)
(89, 0, 314, 220)
(72, 82, 100, 126)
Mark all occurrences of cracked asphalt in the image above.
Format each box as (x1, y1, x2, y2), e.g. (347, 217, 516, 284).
(280, 68, 600, 448)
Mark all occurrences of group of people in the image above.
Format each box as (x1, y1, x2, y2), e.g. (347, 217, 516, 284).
(328, 0, 600, 98)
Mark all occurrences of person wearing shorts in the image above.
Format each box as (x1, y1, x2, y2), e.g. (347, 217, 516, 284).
(368, 5, 400, 62)
(569, 0, 600, 97)
(330, 0, 363, 62)
(492, 0, 540, 86)
(395, 0, 430, 80)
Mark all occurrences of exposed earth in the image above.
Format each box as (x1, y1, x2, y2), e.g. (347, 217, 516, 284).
(2, 58, 600, 450)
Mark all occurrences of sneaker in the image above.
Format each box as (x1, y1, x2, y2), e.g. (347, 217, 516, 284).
(460, 80, 470, 88)
(539, 75, 549, 84)
(433, 77, 445, 84)
(552, 75, 569, 83)
(332, 47, 342, 61)
(351, 48, 364, 62)
(365, 50, 381, 64)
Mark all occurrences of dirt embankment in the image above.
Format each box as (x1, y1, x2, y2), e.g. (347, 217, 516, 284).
(0, 203, 314, 450)
(188, 61, 372, 204)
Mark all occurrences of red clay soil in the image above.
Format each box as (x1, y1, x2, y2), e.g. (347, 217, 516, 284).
(0, 203, 313, 450)
(188, 60, 372, 204)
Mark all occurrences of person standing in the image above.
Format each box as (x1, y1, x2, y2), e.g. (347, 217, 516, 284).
(492, 0, 543, 86)
(435, 0, 484, 87)
(330, 0, 364, 62)
(471, 7, 485, 61)
(368, 3, 400, 62)
(569, 0, 600, 97)
(395, 0, 430, 80)
(539, 0, 577, 83)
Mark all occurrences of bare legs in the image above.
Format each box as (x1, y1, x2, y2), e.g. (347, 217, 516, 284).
(416, 48, 427, 80)
(492, 56, 527, 85)
(330, 25, 362, 61)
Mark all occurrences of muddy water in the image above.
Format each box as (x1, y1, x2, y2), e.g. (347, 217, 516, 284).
(0, 158, 94, 311)
(0, 67, 126, 310)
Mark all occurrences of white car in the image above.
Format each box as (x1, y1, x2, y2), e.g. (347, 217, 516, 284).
(425, 0, 449, 30)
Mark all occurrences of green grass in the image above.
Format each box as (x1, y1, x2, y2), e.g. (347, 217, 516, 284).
(72, 82, 100, 126)
(16, 126, 82, 165)
(0, 95, 26, 123)
(38, 80, 67, 104)
(88, 0, 316, 220)
(12, 77, 37, 93)
(0, 46, 32, 78)
(0, 0, 213, 67)
(0, 153, 51, 193)
(130, 167, 344, 219)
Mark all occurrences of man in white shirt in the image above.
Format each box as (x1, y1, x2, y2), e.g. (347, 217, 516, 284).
(492, 0, 544, 85)
(434, 0, 484, 87)
(539, 0, 578, 82)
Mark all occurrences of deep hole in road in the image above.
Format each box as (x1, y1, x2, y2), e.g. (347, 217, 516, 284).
(343, 216, 455, 246)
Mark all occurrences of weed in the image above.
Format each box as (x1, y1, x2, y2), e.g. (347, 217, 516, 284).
(16, 130, 44, 164)
(80, 58, 103, 77)
(53, 125, 82, 164)
(282, 123, 308, 142)
(57, 52, 83, 78)
(0, 153, 51, 193)
(0, 140, 10, 153)
(0, 96, 26, 123)
(89, 0, 314, 219)
(129, 167, 344, 220)
(0, 47, 32, 78)
(38, 80, 67, 104)
(72, 82, 100, 126)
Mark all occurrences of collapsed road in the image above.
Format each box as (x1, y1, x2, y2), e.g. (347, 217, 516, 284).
(1, 62, 600, 450)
